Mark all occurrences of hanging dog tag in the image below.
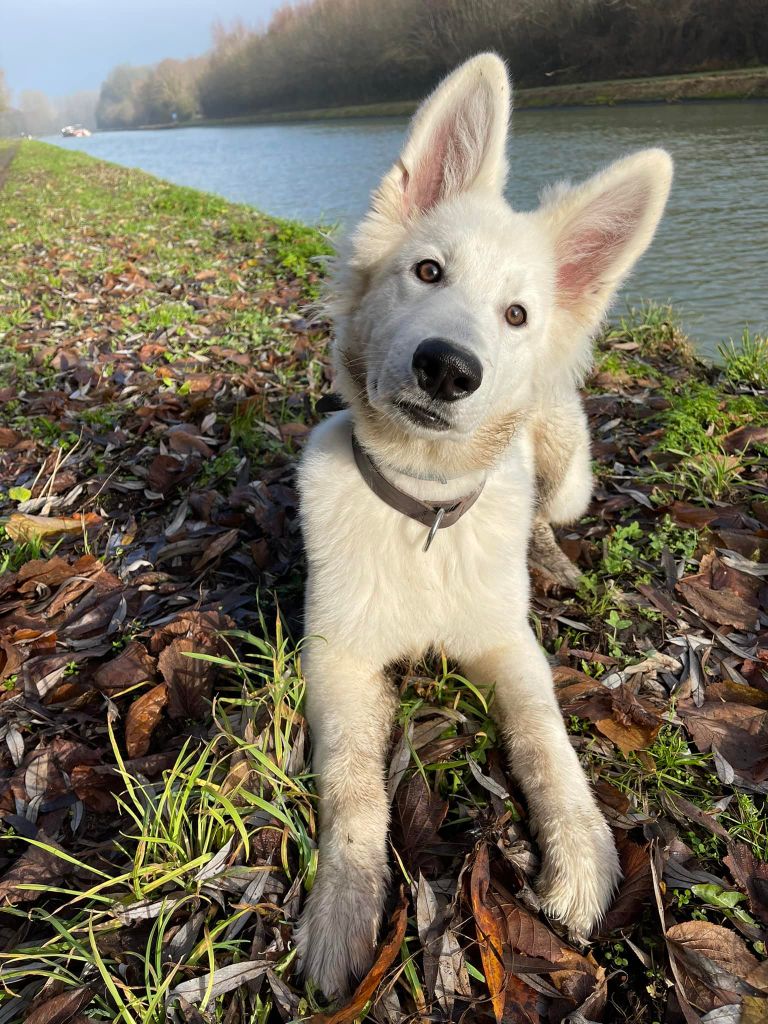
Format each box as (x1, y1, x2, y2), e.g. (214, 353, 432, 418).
(423, 507, 446, 552)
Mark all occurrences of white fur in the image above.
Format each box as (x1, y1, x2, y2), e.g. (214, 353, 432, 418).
(295, 52, 672, 997)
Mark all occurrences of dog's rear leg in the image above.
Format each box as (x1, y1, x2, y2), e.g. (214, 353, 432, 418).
(465, 631, 620, 938)
(528, 518, 582, 590)
(295, 649, 397, 999)
(531, 399, 594, 589)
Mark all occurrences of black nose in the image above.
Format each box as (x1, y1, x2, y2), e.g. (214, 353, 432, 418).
(412, 339, 482, 402)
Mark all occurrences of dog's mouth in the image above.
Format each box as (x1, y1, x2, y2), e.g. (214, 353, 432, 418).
(392, 398, 451, 432)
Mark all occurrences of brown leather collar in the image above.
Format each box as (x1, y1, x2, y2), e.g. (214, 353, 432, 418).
(351, 434, 485, 551)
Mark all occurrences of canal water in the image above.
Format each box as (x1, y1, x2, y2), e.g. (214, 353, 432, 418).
(49, 101, 768, 356)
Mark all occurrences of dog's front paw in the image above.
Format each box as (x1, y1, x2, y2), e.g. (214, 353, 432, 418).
(295, 868, 387, 999)
(536, 806, 621, 941)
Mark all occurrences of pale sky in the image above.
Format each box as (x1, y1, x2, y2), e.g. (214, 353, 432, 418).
(1, 0, 288, 99)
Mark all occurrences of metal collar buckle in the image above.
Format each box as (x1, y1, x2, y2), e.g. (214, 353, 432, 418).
(423, 507, 446, 552)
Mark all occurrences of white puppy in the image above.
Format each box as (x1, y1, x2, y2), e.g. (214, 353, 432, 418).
(294, 53, 672, 998)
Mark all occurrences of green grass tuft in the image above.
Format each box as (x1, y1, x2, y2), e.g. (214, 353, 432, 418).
(719, 327, 768, 389)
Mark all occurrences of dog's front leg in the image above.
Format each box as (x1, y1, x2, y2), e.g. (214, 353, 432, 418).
(295, 648, 398, 999)
(466, 631, 620, 938)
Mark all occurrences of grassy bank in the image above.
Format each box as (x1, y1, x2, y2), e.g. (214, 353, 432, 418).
(0, 142, 17, 183)
(133, 67, 768, 130)
(1, 142, 767, 1024)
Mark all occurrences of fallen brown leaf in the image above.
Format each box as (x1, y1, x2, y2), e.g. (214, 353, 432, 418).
(677, 552, 759, 631)
(147, 453, 198, 495)
(595, 709, 661, 755)
(71, 763, 121, 813)
(0, 833, 68, 905)
(722, 425, 768, 453)
(4, 512, 102, 543)
(192, 528, 240, 571)
(16, 555, 77, 590)
(743, 996, 768, 1023)
(159, 638, 214, 719)
(661, 792, 730, 840)
(392, 773, 448, 872)
(678, 699, 768, 772)
(167, 424, 214, 458)
(0, 639, 23, 683)
(707, 679, 768, 708)
(25, 985, 94, 1024)
(667, 501, 730, 529)
(93, 640, 157, 693)
(600, 840, 652, 934)
(666, 920, 761, 996)
(561, 682, 662, 754)
(490, 872, 596, 1009)
(747, 960, 768, 993)
(469, 843, 509, 1024)
(0, 427, 20, 448)
(724, 843, 768, 926)
(125, 683, 168, 757)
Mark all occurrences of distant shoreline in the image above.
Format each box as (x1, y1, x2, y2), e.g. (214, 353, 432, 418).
(113, 66, 768, 132)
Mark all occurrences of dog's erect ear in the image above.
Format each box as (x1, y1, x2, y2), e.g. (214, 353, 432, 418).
(541, 149, 673, 331)
(364, 53, 510, 236)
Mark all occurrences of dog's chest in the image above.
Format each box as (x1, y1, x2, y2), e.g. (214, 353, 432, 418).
(299, 416, 534, 659)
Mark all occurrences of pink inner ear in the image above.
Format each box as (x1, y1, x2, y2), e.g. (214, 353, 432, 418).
(557, 184, 650, 299)
(557, 226, 616, 296)
(402, 89, 492, 217)
(406, 119, 452, 215)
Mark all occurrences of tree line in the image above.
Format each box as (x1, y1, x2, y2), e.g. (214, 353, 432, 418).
(0, 69, 98, 137)
(96, 0, 767, 129)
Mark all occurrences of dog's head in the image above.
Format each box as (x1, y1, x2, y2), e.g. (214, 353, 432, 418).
(330, 53, 673, 476)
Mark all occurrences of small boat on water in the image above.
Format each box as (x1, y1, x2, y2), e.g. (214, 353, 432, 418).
(61, 124, 92, 138)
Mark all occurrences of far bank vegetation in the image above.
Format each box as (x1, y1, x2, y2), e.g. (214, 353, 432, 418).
(95, 0, 767, 129)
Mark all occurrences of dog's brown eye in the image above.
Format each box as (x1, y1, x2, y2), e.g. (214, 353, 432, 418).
(505, 304, 527, 327)
(415, 259, 442, 284)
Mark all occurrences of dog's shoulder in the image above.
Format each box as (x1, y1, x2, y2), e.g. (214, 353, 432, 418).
(297, 409, 365, 531)
(298, 410, 354, 480)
